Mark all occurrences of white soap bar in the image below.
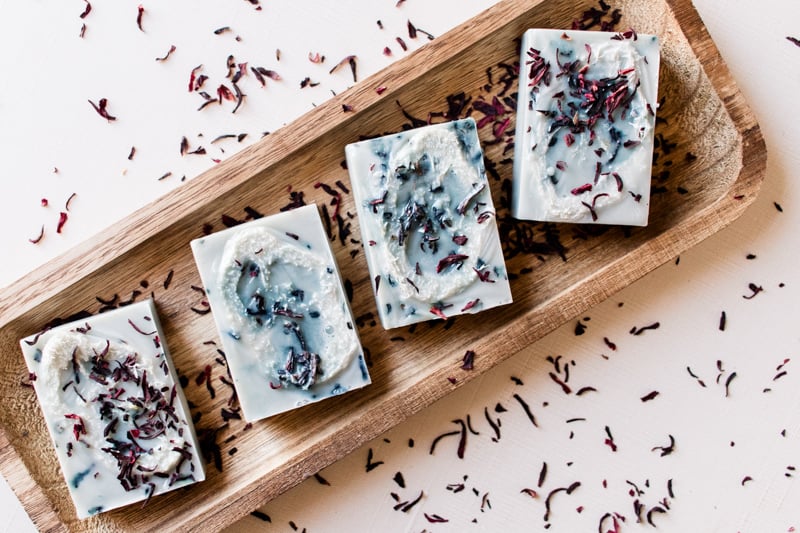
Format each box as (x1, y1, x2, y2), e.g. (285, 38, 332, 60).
(345, 118, 512, 329)
(513, 29, 660, 226)
(190, 204, 369, 422)
(19, 300, 205, 519)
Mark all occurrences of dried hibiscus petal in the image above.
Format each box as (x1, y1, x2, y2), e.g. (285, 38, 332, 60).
(251, 66, 281, 87)
(217, 84, 235, 103)
(155, 45, 176, 62)
(88, 98, 116, 121)
(424, 513, 448, 523)
(436, 254, 468, 273)
(460, 350, 475, 370)
(329, 55, 357, 82)
(29, 226, 45, 244)
(396, 36, 408, 51)
(57, 212, 68, 234)
(136, 4, 145, 32)
(79, 0, 91, 19)
(65, 193, 77, 211)
(188, 64, 203, 92)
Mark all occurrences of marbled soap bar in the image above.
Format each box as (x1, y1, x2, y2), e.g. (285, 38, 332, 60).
(190, 204, 369, 422)
(513, 29, 660, 226)
(19, 300, 205, 519)
(346, 118, 512, 329)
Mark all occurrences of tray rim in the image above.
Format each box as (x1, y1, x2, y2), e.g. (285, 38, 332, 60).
(0, 0, 767, 530)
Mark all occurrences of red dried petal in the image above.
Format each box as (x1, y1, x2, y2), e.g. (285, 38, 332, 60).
(571, 183, 593, 195)
(188, 64, 203, 92)
(329, 55, 357, 82)
(136, 4, 145, 32)
(430, 307, 447, 320)
(217, 84, 235, 102)
(79, 0, 91, 19)
(56, 212, 68, 234)
(155, 45, 176, 62)
(436, 253, 468, 273)
(88, 98, 117, 121)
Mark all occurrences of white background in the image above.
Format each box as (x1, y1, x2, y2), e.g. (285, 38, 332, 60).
(1, 0, 799, 531)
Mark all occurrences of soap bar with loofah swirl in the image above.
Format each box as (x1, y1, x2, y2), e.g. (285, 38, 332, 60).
(190, 204, 370, 422)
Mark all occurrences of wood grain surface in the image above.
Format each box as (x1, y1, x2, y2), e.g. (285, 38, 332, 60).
(0, 0, 766, 530)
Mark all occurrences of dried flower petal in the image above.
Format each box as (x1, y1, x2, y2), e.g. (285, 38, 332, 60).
(640, 390, 659, 402)
(136, 4, 145, 32)
(188, 64, 203, 92)
(88, 98, 116, 121)
(407, 20, 417, 39)
(155, 45, 176, 62)
(329, 55, 357, 82)
(29, 226, 45, 244)
(396, 36, 408, 51)
(79, 0, 91, 19)
(65, 193, 77, 211)
(57, 212, 68, 234)
(436, 254, 468, 273)
(217, 84, 235, 103)
(460, 350, 475, 370)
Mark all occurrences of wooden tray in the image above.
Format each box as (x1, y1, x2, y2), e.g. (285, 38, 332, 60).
(0, 0, 765, 530)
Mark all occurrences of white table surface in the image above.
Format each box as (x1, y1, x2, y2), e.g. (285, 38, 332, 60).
(1, 0, 798, 531)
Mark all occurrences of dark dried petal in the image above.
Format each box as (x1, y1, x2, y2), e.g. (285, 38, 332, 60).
(136, 4, 145, 32)
(57, 212, 68, 234)
(88, 98, 116, 121)
(329, 55, 357, 83)
(29, 225, 45, 244)
(460, 350, 475, 370)
(155, 45, 176, 62)
(79, 0, 91, 19)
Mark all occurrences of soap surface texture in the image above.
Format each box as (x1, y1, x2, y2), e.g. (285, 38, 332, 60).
(191, 204, 369, 422)
(513, 29, 660, 226)
(346, 118, 512, 329)
(19, 299, 205, 519)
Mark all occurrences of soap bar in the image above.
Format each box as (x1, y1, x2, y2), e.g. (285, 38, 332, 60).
(513, 29, 660, 226)
(19, 300, 205, 519)
(345, 118, 512, 329)
(190, 204, 369, 422)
